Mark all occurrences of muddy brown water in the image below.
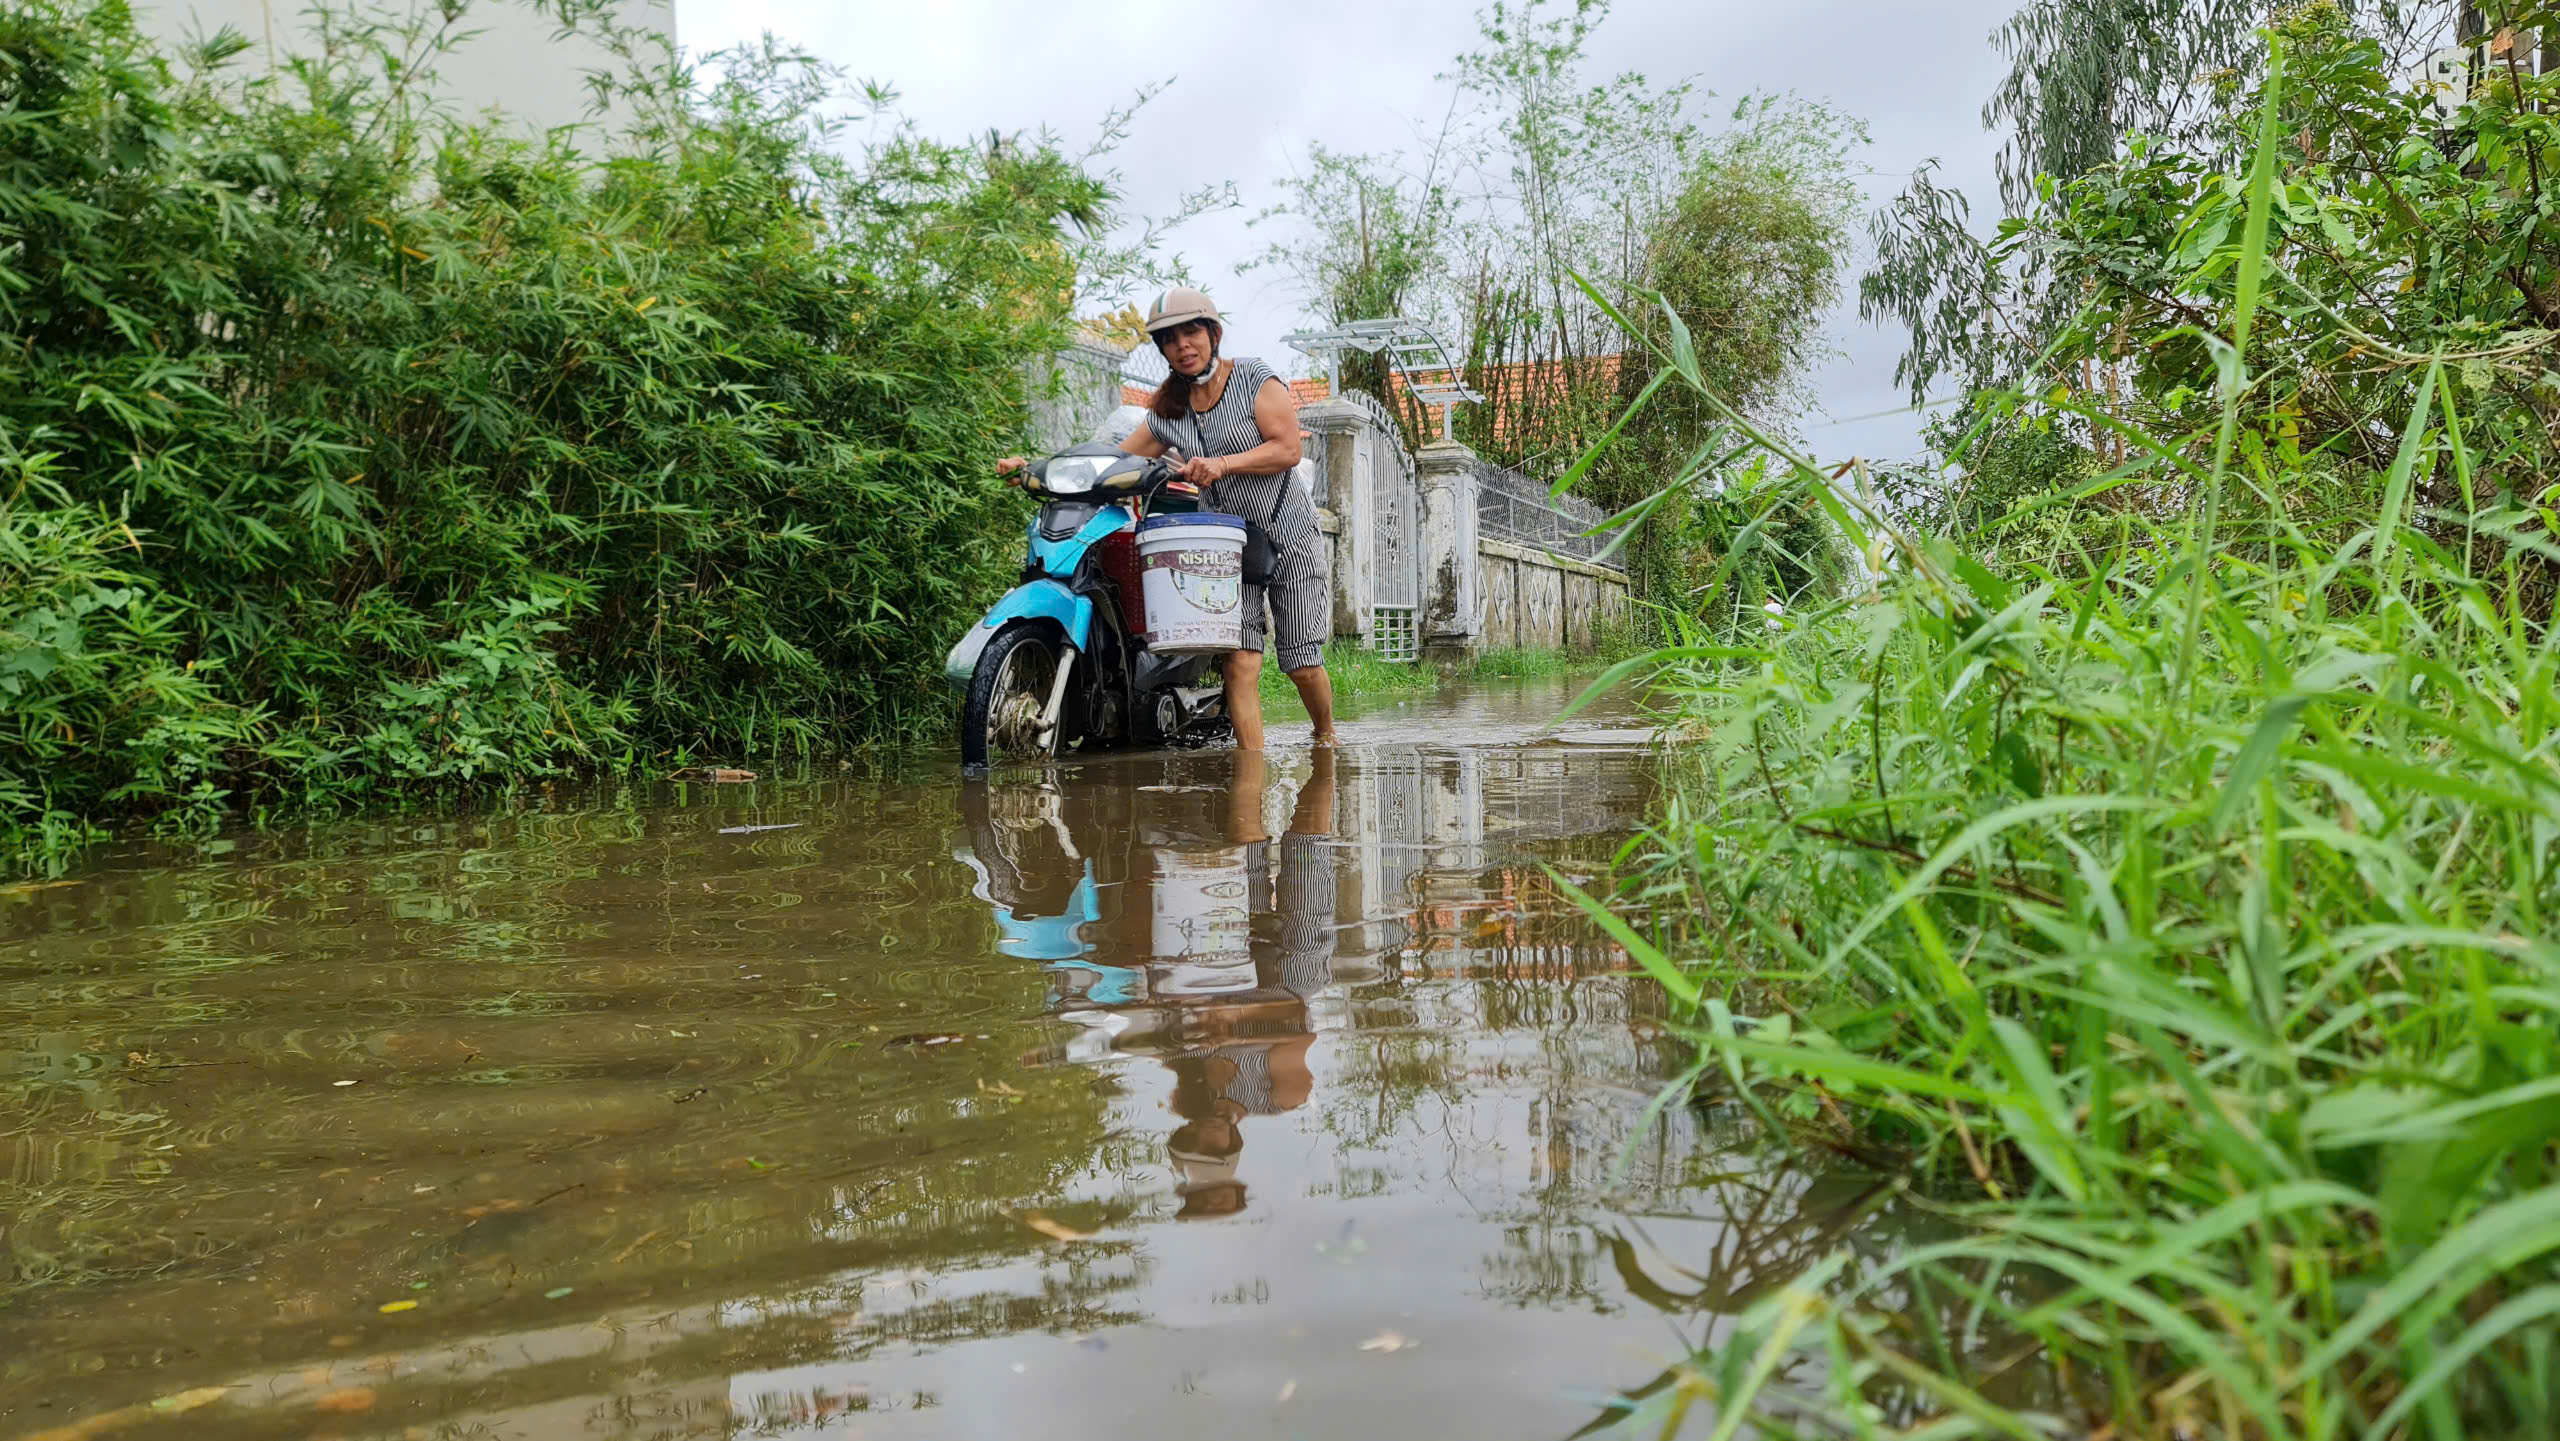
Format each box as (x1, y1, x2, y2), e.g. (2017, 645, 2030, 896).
(0, 678, 1916, 1440)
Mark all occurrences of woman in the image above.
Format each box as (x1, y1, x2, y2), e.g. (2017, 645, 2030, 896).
(1003, 287, 1336, 749)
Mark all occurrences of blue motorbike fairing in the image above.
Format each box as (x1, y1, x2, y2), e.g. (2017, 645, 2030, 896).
(1027, 500, 1137, 577)
(944, 501, 1134, 689)
(994, 868, 1101, 963)
(943, 579, 1092, 688)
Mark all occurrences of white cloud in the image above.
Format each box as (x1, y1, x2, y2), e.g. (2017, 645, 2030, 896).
(680, 0, 2019, 464)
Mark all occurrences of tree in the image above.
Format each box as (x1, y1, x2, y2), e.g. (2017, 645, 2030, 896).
(1250, 1, 1865, 625)
(1247, 143, 1456, 441)
(1438, 0, 1702, 469)
(1252, 0, 1705, 466)
(1865, 0, 2463, 411)
(1599, 97, 1868, 611)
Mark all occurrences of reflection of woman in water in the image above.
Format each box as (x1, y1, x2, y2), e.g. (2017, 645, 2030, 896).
(1166, 1061, 1252, 1218)
(964, 753, 1340, 1217)
(1160, 747, 1338, 1218)
(1248, 746, 1338, 1003)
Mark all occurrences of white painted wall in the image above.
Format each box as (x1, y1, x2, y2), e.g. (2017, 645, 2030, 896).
(130, 0, 673, 144)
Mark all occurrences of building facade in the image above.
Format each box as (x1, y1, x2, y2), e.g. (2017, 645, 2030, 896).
(130, 0, 674, 144)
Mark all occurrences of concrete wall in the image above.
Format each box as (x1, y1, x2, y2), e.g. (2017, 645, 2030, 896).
(1482, 548, 1517, 650)
(1476, 540, 1625, 651)
(130, 0, 671, 143)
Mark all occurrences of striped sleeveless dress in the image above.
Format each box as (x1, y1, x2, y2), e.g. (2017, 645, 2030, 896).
(1144, 357, 1330, 670)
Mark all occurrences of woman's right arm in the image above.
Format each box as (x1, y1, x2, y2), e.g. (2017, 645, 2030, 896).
(998, 421, 1166, 485)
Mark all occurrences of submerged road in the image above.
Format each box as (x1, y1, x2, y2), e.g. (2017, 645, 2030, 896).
(0, 676, 1917, 1441)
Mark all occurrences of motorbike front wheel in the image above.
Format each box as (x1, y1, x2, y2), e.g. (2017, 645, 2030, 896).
(961, 623, 1064, 769)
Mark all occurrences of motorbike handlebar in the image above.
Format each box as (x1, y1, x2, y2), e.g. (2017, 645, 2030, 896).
(1098, 458, 1175, 494)
(1016, 456, 1178, 501)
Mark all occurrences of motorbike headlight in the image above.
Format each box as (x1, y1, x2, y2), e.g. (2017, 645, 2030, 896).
(1041, 456, 1101, 495)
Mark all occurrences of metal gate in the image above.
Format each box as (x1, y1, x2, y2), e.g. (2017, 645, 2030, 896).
(1341, 391, 1422, 663)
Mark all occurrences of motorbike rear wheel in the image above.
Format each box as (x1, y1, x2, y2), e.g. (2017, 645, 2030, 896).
(961, 624, 1063, 769)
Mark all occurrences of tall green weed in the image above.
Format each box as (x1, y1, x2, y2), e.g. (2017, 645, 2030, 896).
(1571, 30, 2560, 1440)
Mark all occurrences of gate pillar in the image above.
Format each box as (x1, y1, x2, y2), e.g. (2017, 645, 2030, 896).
(1417, 439, 1483, 660)
(1298, 398, 1371, 643)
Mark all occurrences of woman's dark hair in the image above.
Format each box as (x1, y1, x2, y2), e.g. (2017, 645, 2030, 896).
(1147, 319, 1223, 421)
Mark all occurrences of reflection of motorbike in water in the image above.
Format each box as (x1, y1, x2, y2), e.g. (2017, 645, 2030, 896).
(955, 749, 1337, 1217)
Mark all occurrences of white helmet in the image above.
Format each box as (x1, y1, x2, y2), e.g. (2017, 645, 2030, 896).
(1143, 286, 1221, 336)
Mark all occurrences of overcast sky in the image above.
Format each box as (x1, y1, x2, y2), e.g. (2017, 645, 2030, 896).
(677, 0, 2022, 465)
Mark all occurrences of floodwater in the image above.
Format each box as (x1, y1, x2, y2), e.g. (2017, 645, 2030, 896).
(0, 677, 1916, 1441)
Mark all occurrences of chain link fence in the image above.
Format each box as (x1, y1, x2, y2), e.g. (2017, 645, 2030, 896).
(1120, 343, 1168, 391)
(1472, 462, 1623, 569)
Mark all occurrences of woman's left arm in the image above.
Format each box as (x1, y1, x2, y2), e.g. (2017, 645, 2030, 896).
(1178, 378, 1303, 484)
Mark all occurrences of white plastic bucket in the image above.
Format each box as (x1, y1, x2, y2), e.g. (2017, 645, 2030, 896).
(1150, 843, 1252, 961)
(1148, 953, 1257, 998)
(1136, 513, 1246, 654)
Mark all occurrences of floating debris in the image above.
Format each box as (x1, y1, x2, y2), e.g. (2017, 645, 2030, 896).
(1006, 1207, 1096, 1243)
(151, 1387, 230, 1413)
(669, 767, 758, 782)
(717, 822, 803, 835)
(1534, 727, 1661, 748)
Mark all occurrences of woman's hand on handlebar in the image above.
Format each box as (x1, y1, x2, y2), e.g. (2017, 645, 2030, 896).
(995, 456, 1031, 490)
(1175, 454, 1227, 487)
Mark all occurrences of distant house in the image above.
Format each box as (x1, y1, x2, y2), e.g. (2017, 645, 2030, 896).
(1281, 356, 1627, 447)
(1282, 377, 1335, 409)
(128, 0, 674, 144)
(1419, 354, 1625, 446)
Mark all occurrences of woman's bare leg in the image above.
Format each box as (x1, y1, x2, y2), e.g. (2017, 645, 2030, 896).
(1226, 747, 1270, 844)
(1224, 648, 1265, 750)
(1287, 665, 1335, 743)
(1291, 743, 1336, 832)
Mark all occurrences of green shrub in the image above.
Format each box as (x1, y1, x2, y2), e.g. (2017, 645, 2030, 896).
(0, 1, 1105, 866)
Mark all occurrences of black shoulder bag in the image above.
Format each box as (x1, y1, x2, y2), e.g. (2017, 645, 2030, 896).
(1190, 401, 1289, 587)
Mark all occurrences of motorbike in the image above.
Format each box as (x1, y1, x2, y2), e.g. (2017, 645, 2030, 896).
(945, 442, 1232, 768)
(952, 771, 1317, 1090)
